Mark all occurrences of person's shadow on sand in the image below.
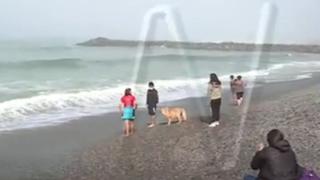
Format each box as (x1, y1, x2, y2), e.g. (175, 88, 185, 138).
(157, 121, 185, 125)
(199, 116, 212, 124)
(157, 122, 169, 125)
(157, 116, 212, 125)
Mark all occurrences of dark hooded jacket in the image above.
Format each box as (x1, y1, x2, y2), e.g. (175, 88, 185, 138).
(146, 88, 158, 106)
(251, 138, 303, 180)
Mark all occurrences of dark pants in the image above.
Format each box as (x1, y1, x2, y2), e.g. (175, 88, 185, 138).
(147, 105, 157, 116)
(210, 98, 221, 123)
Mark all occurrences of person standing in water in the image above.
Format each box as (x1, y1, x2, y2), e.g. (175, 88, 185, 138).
(119, 88, 137, 136)
(235, 75, 246, 106)
(146, 81, 159, 128)
(230, 75, 237, 104)
(207, 73, 222, 128)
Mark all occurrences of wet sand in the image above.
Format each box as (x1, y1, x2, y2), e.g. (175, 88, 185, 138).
(0, 75, 320, 180)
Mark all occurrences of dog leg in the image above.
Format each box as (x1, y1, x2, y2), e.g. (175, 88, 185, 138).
(168, 118, 171, 126)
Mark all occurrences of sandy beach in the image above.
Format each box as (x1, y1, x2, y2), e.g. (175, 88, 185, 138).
(0, 75, 319, 180)
(1, 1, 320, 179)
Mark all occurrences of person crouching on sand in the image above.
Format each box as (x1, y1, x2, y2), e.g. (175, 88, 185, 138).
(244, 129, 303, 180)
(207, 73, 222, 128)
(146, 81, 159, 128)
(119, 88, 137, 136)
(235, 75, 246, 106)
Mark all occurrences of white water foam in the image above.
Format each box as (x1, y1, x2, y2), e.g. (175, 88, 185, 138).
(0, 75, 257, 131)
(295, 73, 313, 80)
(0, 60, 319, 131)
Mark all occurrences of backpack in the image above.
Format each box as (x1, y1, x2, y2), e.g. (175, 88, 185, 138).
(301, 169, 320, 180)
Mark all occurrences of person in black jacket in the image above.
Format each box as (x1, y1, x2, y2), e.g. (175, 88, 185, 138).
(249, 129, 303, 180)
(146, 81, 159, 128)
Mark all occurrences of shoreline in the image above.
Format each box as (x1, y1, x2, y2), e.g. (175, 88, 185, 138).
(66, 81, 320, 180)
(0, 75, 319, 179)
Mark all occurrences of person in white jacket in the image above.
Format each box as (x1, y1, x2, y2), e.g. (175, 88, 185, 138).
(207, 73, 222, 128)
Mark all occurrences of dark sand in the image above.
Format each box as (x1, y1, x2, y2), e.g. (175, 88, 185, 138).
(0, 75, 320, 180)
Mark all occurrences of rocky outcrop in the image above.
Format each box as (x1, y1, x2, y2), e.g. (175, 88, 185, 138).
(77, 37, 320, 54)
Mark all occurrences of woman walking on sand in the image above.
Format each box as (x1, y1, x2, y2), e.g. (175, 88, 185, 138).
(207, 73, 222, 128)
(235, 75, 246, 106)
(230, 75, 237, 104)
(119, 88, 137, 136)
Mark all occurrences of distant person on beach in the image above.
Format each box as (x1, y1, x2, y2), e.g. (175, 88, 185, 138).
(235, 75, 246, 106)
(146, 81, 159, 128)
(245, 129, 303, 180)
(119, 88, 137, 136)
(230, 75, 237, 104)
(207, 73, 222, 127)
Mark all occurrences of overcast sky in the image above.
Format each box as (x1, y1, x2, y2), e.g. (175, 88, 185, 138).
(0, 0, 319, 44)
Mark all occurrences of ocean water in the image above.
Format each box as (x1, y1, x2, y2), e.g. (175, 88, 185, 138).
(1, 40, 320, 131)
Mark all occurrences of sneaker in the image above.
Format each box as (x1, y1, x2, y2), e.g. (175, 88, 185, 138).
(148, 124, 155, 128)
(216, 122, 220, 126)
(209, 122, 218, 127)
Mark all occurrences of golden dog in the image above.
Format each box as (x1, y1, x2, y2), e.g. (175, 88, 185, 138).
(160, 107, 187, 125)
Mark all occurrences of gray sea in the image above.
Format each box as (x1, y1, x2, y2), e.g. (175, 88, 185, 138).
(0, 39, 320, 131)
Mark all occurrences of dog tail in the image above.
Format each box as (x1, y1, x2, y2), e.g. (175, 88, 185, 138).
(181, 109, 187, 121)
